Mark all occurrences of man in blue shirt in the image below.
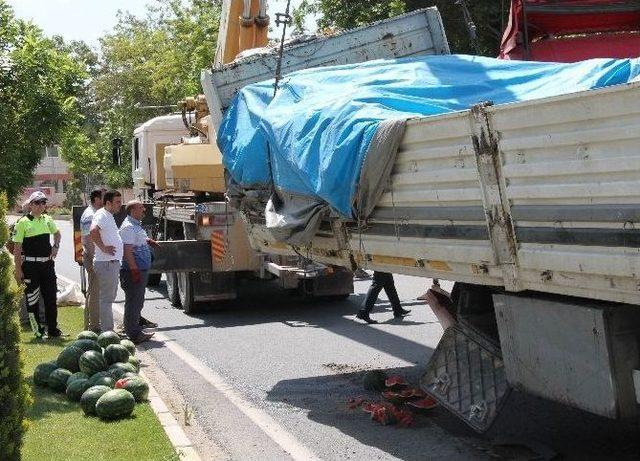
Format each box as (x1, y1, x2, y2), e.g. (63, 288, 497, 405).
(119, 200, 158, 343)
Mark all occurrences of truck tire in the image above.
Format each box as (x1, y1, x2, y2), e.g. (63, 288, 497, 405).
(166, 272, 181, 307)
(177, 272, 196, 314)
(147, 273, 162, 287)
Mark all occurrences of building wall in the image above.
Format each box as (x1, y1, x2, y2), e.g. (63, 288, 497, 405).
(18, 146, 72, 209)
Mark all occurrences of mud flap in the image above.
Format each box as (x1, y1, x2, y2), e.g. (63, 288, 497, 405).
(420, 324, 510, 432)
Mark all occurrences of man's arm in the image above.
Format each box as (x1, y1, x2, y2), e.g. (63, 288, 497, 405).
(90, 226, 116, 256)
(13, 242, 23, 283)
(50, 230, 61, 259)
(123, 244, 141, 283)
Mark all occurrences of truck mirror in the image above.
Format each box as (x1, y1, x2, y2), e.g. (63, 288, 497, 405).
(112, 138, 123, 166)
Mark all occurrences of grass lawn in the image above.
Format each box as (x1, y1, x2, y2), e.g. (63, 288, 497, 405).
(21, 306, 178, 461)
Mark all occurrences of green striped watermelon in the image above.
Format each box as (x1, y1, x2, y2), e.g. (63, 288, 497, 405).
(66, 378, 90, 401)
(120, 339, 136, 355)
(116, 377, 149, 402)
(104, 344, 130, 365)
(92, 376, 115, 388)
(127, 356, 141, 372)
(56, 346, 84, 373)
(33, 361, 59, 387)
(48, 368, 73, 392)
(73, 339, 102, 353)
(97, 331, 121, 348)
(87, 371, 112, 387)
(80, 385, 111, 416)
(95, 389, 136, 420)
(79, 350, 107, 376)
(108, 362, 137, 380)
(77, 330, 99, 341)
(67, 372, 89, 387)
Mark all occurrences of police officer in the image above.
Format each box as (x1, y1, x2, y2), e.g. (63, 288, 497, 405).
(12, 191, 63, 337)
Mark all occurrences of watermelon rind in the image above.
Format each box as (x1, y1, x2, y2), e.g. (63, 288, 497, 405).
(48, 368, 73, 393)
(33, 361, 59, 387)
(72, 339, 102, 353)
(66, 378, 90, 401)
(108, 362, 137, 380)
(77, 330, 99, 341)
(104, 344, 130, 365)
(79, 350, 107, 376)
(80, 385, 111, 416)
(95, 389, 136, 420)
(97, 331, 121, 349)
(120, 339, 136, 355)
(56, 346, 84, 373)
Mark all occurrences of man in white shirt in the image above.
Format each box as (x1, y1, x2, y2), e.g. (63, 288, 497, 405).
(90, 190, 123, 332)
(80, 188, 104, 332)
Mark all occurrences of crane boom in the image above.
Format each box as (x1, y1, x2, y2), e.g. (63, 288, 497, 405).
(215, 0, 269, 66)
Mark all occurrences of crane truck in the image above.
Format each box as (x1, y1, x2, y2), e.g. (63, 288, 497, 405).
(201, 1, 640, 431)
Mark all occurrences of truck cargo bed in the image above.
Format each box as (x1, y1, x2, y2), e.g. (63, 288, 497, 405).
(242, 81, 640, 305)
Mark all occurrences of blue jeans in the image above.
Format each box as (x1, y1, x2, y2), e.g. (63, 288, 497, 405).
(119, 269, 149, 339)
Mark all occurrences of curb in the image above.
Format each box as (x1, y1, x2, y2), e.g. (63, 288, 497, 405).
(57, 274, 202, 461)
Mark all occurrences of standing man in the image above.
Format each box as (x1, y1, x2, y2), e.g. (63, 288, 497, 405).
(356, 271, 411, 324)
(90, 190, 123, 333)
(12, 191, 63, 338)
(119, 200, 157, 344)
(80, 188, 103, 333)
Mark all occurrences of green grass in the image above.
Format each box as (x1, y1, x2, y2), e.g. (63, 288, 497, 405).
(21, 306, 178, 461)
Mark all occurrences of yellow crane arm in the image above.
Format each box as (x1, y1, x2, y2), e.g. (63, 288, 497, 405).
(215, 0, 269, 66)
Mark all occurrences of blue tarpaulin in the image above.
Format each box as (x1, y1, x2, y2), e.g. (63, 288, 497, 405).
(218, 54, 640, 219)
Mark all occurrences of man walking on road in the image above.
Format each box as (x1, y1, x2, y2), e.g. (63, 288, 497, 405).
(12, 191, 63, 338)
(80, 188, 104, 332)
(90, 190, 123, 332)
(119, 200, 157, 344)
(356, 271, 410, 324)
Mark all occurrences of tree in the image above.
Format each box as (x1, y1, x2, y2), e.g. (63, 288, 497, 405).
(0, 1, 86, 205)
(295, 0, 506, 57)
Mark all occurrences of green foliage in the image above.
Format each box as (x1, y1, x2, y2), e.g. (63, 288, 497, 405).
(296, 0, 506, 56)
(0, 192, 31, 461)
(0, 3, 86, 205)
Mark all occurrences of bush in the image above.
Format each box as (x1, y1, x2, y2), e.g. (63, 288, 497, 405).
(0, 192, 31, 461)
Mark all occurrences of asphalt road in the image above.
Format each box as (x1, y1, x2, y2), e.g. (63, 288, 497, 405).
(39, 218, 640, 460)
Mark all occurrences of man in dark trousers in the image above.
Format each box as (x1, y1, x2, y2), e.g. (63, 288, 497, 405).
(12, 191, 63, 338)
(356, 271, 410, 324)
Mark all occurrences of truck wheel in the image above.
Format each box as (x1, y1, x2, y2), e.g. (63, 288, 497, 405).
(177, 272, 197, 314)
(166, 272, 181, 307)
(147, 273, 162, 287)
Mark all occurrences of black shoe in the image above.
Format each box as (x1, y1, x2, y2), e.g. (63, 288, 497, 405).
(393, 308, 411, 318)
(139, 317, 158, 328)
(132, 331, 155, 344)
(48, 328, 63, 338)
(356, 310, 378, 324)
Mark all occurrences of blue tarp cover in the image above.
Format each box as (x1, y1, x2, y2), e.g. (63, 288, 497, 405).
(218, 54, 640, 218)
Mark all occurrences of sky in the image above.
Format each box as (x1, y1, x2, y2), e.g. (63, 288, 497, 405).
(7, 0, 312, 48)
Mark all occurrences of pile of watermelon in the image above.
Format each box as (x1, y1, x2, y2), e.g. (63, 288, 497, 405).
(347, 371, 438, 427)
(32, 330, 150, 421)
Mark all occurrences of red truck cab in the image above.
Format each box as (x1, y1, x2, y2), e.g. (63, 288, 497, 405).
(499, 0, 640, 62)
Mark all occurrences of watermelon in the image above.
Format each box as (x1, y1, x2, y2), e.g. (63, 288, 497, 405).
(104, 344, 130, 365)
(87, 371, 113, 387)
(406, 396, 438, 412)
(79, 350, 107, 376)
(67, 372, 90, 387)
(73, 339, 102, 353)
(362, 370, 387, 391)
(118, 377, 149, 402)
(95, 389, 136, 420)
(56, 346, 84, 373)
(97, 331, 121, 348)
(121, 372, 139, 380)
(108, 362, 137, 380)
(33, 361, 59, 387)
(92, 376, 115, 388)
(77, 330, 99, 341)
(385, 375, 408, 389)
(120, 339, 136, 355)
(48, 368, 73, 392)
(80, 385, 111, 416)
(127, 356, 141, 372)
(66, 378, 90, 401)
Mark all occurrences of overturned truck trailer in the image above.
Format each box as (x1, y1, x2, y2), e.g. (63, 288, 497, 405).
(203, 9, 640, 430)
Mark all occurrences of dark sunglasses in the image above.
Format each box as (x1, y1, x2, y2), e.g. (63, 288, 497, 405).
(33, 200, 47, 205)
